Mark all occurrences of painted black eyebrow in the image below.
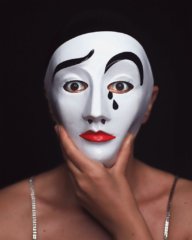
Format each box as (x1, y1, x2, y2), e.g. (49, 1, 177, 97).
(104, 52, 144, 85)
(52, 49, 94, 80)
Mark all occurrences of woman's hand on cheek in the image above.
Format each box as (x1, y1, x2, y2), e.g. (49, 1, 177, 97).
(55, 125, 153, 240)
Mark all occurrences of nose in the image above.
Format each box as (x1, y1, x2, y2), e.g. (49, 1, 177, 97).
(82, 88, 111, 124)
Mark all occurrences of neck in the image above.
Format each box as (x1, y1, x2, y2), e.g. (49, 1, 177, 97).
(35, 163, 77, 206)
(35, 159, 150, 205)
(127, 158, 147, 195)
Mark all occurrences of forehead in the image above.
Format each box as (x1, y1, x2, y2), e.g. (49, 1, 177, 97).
(51, 31, 146, 65)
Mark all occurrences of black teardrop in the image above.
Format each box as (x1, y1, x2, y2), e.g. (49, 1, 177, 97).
(108, 91, 113, 100)
(113, 100, 119, 110)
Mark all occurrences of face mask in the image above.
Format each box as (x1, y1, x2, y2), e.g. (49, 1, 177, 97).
(44, 31, 154, 167)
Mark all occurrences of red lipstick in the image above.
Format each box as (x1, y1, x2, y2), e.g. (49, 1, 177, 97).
(80, 131, 116, 142)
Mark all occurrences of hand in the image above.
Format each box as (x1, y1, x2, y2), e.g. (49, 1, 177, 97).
(55, 125, 153, 240)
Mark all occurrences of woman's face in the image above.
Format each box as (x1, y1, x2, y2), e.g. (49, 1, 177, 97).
(45, 32, 154, 167)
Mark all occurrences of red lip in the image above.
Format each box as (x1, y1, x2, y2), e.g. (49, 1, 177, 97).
(80, 131, 116, 142)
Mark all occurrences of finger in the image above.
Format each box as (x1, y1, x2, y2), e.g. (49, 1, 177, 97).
(55, 125, 100, 172)
(58, 137, 82, 173)
(66, 160, 83, 192)
(112, 134, 135, 174)
(65, 157, 81, 176)
(57, 140, 83, 187)
(65, 166, 82, 195)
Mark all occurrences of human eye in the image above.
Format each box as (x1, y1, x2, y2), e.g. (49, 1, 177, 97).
(63, 80, 88, 93)
(107, 81, 134, 94)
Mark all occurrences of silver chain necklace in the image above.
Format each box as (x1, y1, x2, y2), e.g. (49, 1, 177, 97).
(29, 177, 38, 240)
(28, 175, 177, 240)
(163, 176, 178, 240)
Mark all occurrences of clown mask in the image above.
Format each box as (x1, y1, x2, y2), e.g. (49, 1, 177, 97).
(44, 31, 154, 167)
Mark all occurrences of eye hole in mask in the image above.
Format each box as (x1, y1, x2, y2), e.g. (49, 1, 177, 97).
(107, 81, 134, 94)
(63, 80, 88, 93)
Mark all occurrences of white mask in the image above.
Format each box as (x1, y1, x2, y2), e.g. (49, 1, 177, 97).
(44, 31, 154, 167)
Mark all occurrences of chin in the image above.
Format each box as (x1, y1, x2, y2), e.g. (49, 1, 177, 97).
(82, 144, 118, 167)
(72, 135, 123, 168)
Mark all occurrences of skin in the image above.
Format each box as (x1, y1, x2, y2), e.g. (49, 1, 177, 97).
(0, 86, 192, 239)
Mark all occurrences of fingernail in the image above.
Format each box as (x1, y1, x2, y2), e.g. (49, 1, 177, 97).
(54, 125, 59, 135)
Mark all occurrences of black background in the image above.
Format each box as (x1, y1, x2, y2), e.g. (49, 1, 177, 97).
(1, 0, 192, 188)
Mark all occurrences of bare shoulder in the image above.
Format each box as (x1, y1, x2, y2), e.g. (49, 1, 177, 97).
(176, 177, 192, 200)
(137, 161, 192, 239)
(173, 177, 192, 218)
(174, 177, 192, 218)
(170, 176, 192, 239)
(0, 179, 31, 239)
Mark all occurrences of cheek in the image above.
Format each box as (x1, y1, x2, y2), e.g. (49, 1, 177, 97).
(52, 92, 86, 124)
(111, 91, 147, 130)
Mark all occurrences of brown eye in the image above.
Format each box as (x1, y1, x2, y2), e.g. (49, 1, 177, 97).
(107, 81, 134, 94)
(63, 81, 88, 93)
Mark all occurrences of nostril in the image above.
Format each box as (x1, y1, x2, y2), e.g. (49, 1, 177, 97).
(88, 119, 93, 124)
(101, 119, 106, 124)
(84, 116, 109, 124)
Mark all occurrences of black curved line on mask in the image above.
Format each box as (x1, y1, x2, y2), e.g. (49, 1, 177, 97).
(104, 52, 143, 86)
(52, 49, 94, 81)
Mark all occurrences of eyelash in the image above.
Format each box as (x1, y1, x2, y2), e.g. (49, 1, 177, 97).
(63, 80, 134, 94)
